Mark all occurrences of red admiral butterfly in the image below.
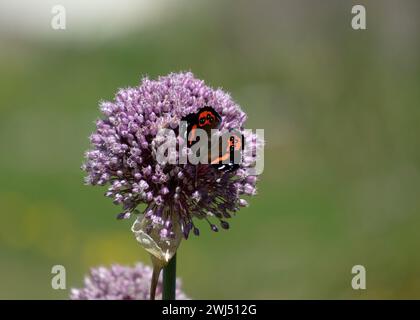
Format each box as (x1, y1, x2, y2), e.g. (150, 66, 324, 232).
(182, 106, 244, 172)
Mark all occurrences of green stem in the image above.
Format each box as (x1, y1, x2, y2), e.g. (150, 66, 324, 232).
(162, 253, 177, 300)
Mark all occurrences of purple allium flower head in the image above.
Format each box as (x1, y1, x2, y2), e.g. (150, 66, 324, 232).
(82, 72, 261, 260)
(70, 263, 188, 300)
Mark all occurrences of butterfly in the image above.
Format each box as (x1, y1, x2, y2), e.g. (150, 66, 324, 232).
(181, 106, 244, 172)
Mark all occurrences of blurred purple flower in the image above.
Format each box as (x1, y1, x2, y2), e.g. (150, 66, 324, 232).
(70, 263, 188, 300)
(82, 72, 261, 241)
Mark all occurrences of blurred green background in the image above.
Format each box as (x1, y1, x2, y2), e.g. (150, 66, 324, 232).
(1, 0, 420, 299)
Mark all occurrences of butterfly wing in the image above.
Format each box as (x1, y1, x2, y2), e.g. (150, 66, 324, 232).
(182, 106, 221, 147)
(182, 107, 243, 172)
(211, 129, 244, 172)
